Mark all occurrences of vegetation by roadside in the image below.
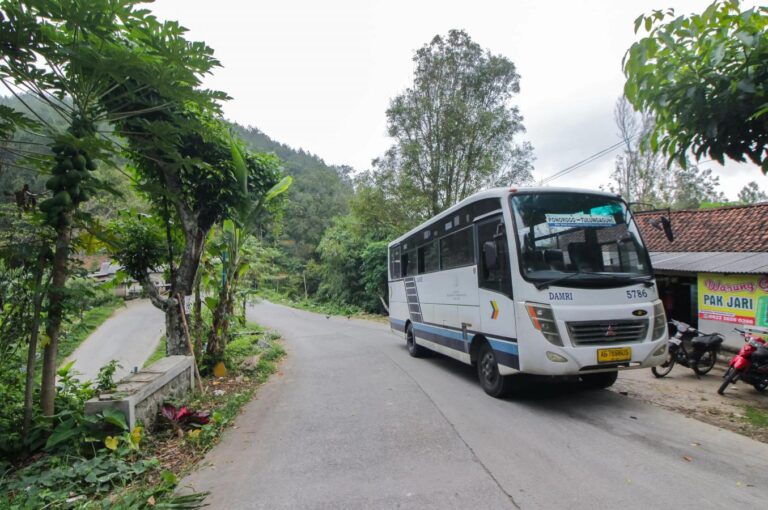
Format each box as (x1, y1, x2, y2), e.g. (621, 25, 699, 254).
(1, 323, 285, 509)
(142, 337, 167, 369)
(744, 406, 768, 430)
(256, 289, 386, 322)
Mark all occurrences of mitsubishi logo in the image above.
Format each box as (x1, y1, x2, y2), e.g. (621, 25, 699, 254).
(605, 324, 616, 337)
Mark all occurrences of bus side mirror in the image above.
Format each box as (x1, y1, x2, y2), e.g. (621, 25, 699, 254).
(483, 241, 498, 271)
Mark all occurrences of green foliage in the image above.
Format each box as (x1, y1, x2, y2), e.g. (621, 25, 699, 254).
(143, 336, 167, 368)
(380, 29, 534, 218)
(624, 1, 768, 172)
(744, 405, 768, 428)
(233, 124, 354, 259)
(106, 212, 166, 281)
(95, 360, 121, 393)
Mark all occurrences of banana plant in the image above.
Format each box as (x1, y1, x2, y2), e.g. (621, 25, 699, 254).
(204, 136, 291, 363)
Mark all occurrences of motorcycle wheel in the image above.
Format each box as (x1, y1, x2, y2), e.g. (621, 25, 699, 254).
(717, 367, 739, 395)
(693, 349, 718, 376)
(652, 353, 675, 378)
(753, 377, 768, 392)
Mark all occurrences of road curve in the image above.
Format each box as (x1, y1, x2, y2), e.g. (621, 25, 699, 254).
(181, 301, 768, 509)
(65, 298, 164, 382)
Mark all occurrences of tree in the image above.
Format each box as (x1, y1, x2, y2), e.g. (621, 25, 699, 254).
(380, 29, 533, 218)
(204, 139, 289, 363)
(0, 0, 173, 415)
(737, 181, 768, 203)
(611, 96, 669, 205)
(670, 165, 726, 209)
(623, 1, 768, 172)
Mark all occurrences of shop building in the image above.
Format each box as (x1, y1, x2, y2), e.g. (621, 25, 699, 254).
(635, 203, 768, 350)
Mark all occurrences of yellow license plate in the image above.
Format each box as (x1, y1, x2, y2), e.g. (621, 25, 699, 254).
(597, 347, 631, 363)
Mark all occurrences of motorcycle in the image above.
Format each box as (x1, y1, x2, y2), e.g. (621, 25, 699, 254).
(652, 319, 724, 377)
(718, 327, 768, 395)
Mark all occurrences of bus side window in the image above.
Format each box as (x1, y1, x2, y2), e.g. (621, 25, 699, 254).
(390, 245, 401, 279)
(402, 249, 417, 277)
(477, 217, 512, 297)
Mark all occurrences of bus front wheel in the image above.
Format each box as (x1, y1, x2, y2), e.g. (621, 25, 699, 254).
(580, 371, 618, 389)
(477, 343, 511, 398)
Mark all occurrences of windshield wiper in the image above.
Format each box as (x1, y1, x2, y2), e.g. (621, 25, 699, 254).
(535, 272, 593, 290)
(617, 275, 655, 287)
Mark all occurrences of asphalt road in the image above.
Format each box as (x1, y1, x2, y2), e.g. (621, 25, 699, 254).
(181, 301, 768, 509)
(65, 298, 164, 382)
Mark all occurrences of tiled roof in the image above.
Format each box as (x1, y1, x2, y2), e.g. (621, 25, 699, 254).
(635, 203, 768, 253)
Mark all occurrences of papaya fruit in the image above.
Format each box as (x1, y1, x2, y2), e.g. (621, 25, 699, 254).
(45, 176, 61, 191)
(72, 154, 87, 171)
(38, 198, 55, 213)
(85, 158, 97, 171)
(53, 191, 72, 207)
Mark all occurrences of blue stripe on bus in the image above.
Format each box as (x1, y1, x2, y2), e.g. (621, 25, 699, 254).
(407, 321, 520, 369)
(389, 317, 407, 332)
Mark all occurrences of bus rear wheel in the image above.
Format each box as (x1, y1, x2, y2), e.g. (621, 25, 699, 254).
(477, 343, 511, 398)
(580, 370, 618, 389)
(406, 324, 426, 358)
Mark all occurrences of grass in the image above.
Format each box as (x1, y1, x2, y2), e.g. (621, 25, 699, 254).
(56, 300, 124, 367)
(744, 406, 768, 428)
(143, 336, 167, 368)
(256, 289, 386, 321)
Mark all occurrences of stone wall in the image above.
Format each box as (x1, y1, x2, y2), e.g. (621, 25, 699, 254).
(86, 356, 194, 430)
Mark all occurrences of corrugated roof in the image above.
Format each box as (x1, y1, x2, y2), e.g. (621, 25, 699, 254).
(650, 252, 768, 274)
(635, 203, 768, 253)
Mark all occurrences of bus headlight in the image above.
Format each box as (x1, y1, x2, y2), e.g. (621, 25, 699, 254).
(526, 303, 563, 346)
(652, 301, 667, 340)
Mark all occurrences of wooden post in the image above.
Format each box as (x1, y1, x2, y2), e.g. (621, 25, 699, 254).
(177, 294, 204, 393)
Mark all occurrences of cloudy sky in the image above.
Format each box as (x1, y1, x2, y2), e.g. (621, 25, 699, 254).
(151, 0, 766, 199)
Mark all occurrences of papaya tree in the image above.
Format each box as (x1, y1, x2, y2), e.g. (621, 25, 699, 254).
(0, 0, 222, 414)
(0, 0, 159, 415)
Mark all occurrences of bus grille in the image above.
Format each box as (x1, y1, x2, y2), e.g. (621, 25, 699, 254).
(566, 319, 648, 345)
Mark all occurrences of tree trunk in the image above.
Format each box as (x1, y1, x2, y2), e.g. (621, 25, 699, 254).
(40, 221, 71, 416)
(23, 250, 46, 435)
(165, 297, 189, 356)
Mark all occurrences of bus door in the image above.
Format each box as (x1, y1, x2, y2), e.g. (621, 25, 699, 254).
(475, 215, 518, 367)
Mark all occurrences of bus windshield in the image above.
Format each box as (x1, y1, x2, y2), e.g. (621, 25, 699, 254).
(510, 193, 652, 286)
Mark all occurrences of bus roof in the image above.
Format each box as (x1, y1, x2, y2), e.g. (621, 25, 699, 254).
(388, 186, 622, 247)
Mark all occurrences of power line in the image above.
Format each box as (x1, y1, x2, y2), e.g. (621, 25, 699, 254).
(539, 134, 641, 186)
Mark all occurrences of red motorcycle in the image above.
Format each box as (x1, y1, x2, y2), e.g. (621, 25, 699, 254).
(717, 327, 768, 395)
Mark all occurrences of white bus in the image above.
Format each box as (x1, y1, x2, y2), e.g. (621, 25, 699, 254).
(388, 187, 668, 397)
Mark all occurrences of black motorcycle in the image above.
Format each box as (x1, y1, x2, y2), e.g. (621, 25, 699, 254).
(652, 319, 724, 377)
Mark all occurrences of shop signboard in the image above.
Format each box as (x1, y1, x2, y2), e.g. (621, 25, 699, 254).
(697, 273, 768, 327)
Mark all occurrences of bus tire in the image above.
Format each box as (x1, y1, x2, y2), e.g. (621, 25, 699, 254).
(477, 343, 511, 398)
(580, 370, 618, 389)
(406, 324, 425, 358)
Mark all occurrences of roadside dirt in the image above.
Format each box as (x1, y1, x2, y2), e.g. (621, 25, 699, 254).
(610, 365, 768, 443)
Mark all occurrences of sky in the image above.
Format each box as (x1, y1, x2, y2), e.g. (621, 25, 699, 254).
(150, 0, 766, 200)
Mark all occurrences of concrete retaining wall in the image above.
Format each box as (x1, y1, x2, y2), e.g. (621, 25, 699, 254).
(85, 355, 194, 430)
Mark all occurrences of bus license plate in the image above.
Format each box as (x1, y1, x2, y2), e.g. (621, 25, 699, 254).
(597, 347, 631, 363)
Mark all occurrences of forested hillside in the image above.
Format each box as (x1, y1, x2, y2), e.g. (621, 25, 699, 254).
(231, 124, 353, 259)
